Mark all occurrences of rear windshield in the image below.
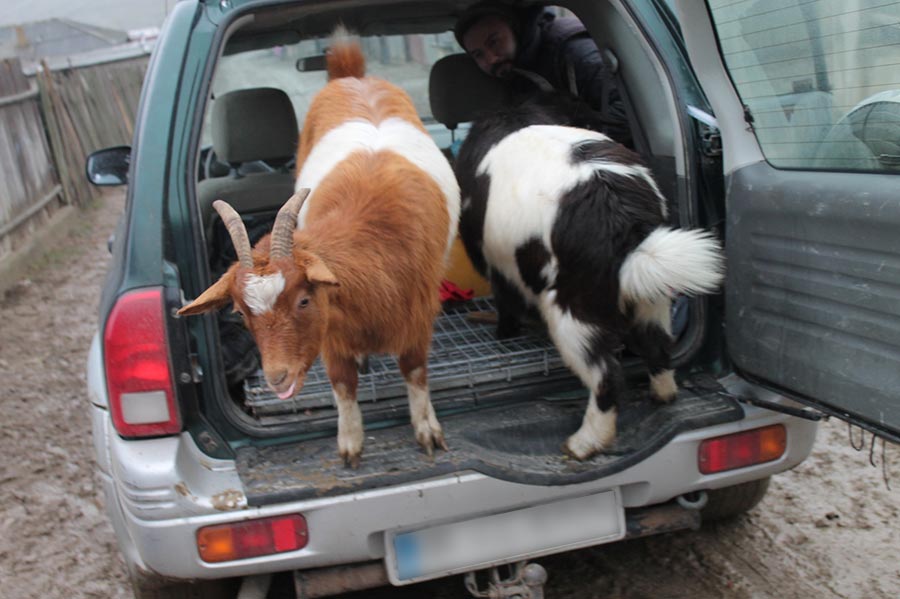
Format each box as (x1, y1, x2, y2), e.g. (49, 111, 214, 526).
(202, 33, 462, 147)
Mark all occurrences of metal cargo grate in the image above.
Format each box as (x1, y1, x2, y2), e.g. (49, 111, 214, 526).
(242, 297, 571, 419)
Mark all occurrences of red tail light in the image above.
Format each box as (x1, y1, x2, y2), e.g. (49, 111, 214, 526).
(698, 424, 786, 474)
(103, 287, 181, 437)
(197, 514, 309, 562)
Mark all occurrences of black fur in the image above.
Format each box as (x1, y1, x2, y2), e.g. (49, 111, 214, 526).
(456, 92, 675, 438)
(455, 93, 628, 286)
(515, 237, 552, 295)
(457, 173, 492, 277)
(491, 269, 529, 339)
(626, 323, 672, 377)
(456, 93, 615, 185)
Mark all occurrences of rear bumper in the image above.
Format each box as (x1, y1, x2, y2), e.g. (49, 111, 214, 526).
(293, 501, 702, 596)
(92, 379, 818, 582)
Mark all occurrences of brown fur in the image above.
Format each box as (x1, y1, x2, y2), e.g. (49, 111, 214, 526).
(293, 151, 448, 363)
(326, 36, 367, 80)
(180, 35, 451, 464)
(294, 77, 428, 176)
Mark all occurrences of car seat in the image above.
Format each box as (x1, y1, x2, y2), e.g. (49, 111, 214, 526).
(428, 53, 511, 156)
(196, 87, 299, 235)
(196, 87, 298, 388)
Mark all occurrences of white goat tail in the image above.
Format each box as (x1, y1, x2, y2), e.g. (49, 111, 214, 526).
(619, 227, 725, 302)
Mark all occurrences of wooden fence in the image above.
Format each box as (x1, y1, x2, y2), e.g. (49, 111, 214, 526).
(0, 59, 60, 259)
(0, 55, 148, 268)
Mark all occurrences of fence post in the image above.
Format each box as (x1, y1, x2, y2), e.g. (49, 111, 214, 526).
(37, 60, 96, 207)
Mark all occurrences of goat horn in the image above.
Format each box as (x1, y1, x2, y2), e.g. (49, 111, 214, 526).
(269, 189, 310, 261)
(213, 200, 253, 268)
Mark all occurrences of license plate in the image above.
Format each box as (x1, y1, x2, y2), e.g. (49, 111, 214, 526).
(385, 489, 625, 585)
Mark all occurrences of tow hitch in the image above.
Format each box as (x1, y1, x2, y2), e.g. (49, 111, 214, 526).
(464, 561, 548, 599)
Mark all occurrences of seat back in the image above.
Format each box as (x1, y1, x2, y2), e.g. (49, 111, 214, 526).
(197, 87, 299, 227)
(198, 87, 300, 286)
(429, 53, 511, 132)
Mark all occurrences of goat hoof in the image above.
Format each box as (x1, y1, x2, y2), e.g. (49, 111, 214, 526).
(415, 428, 447, 458)
(651, 391, 677, 403)
(562, 437, 606, 461)
(650, 371, 678, 403)
(341, 452, 361, 469)
(339, 443, 363, 469)
(561, 442, 593, 461)
(561, 442, 583, 461)
(417, 436, 435, 458)
(429, 430, 449, 453)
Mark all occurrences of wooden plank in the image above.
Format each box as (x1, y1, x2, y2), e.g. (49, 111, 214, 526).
(36, 65, 76, 208)
(45, 63, 94, 206)
(0, 58, 59, 234)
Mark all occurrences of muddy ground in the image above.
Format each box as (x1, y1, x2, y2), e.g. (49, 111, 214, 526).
(1, 189, 898, 598)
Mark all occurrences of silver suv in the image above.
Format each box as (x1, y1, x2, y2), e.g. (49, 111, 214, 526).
(85, 0, 900, 597)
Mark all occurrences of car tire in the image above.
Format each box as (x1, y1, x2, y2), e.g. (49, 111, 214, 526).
(701, 476, 771, 522)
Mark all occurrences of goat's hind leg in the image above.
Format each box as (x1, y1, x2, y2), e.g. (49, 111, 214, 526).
(628, 297, 677, 402)
(398, 347, 447, 456)
(325, 355, 365, 468)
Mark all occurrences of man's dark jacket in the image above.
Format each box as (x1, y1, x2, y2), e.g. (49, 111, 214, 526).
(513, 8, 632, 147)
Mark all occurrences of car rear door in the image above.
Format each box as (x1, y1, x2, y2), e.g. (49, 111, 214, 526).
(673, 0, 900, 441)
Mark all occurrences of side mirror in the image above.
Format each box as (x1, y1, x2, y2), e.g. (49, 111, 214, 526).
(86, 145, 131, 186)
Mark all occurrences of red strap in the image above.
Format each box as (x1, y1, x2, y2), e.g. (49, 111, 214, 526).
(439, 279, 475, 302)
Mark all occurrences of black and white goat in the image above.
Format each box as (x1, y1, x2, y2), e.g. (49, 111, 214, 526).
(455, 96, 725, 460)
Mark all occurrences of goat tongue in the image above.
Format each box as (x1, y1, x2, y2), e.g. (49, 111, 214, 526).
(276, 381, 297, 400)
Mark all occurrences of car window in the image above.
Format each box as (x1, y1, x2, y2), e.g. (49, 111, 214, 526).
(707, 0, 900, 172)
(202, 33, 462, 149)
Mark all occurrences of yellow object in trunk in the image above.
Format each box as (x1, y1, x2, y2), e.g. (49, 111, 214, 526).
(445, 237, 491, 297)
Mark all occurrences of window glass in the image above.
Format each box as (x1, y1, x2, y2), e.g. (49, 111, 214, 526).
(203, 33, 461, 147)
(708, 0, 900, 172)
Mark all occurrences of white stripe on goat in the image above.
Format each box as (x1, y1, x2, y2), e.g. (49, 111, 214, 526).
(295, 117, 460, 254)
(243, 272, 286, 315)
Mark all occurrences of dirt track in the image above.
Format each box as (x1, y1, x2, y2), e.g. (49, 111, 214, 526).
(1, 190, 898, 598)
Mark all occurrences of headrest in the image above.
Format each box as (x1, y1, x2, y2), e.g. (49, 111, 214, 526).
(429, 54, 511, 129)
(211, 87, 298, 164)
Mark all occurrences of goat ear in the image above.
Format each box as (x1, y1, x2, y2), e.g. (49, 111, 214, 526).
(304, 253, 339, 287)
(177, 271, 235, 316)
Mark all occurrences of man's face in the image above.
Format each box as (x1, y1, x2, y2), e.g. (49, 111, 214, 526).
(462, 15, 517, 78)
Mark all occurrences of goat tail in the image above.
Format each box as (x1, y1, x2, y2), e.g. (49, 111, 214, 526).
(327, 25, 366, 80)
(619, 227, 725, 303)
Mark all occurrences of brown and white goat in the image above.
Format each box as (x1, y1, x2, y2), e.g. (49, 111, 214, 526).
(179, 34, 460, 467)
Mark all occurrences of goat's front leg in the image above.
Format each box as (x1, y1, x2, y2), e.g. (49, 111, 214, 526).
(326, 355, 364, 468)
(563, 352, 622, 460)
(491, 270, 528, 339)
(542, 298, 621, 459)
(398, 347, 447, 457)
